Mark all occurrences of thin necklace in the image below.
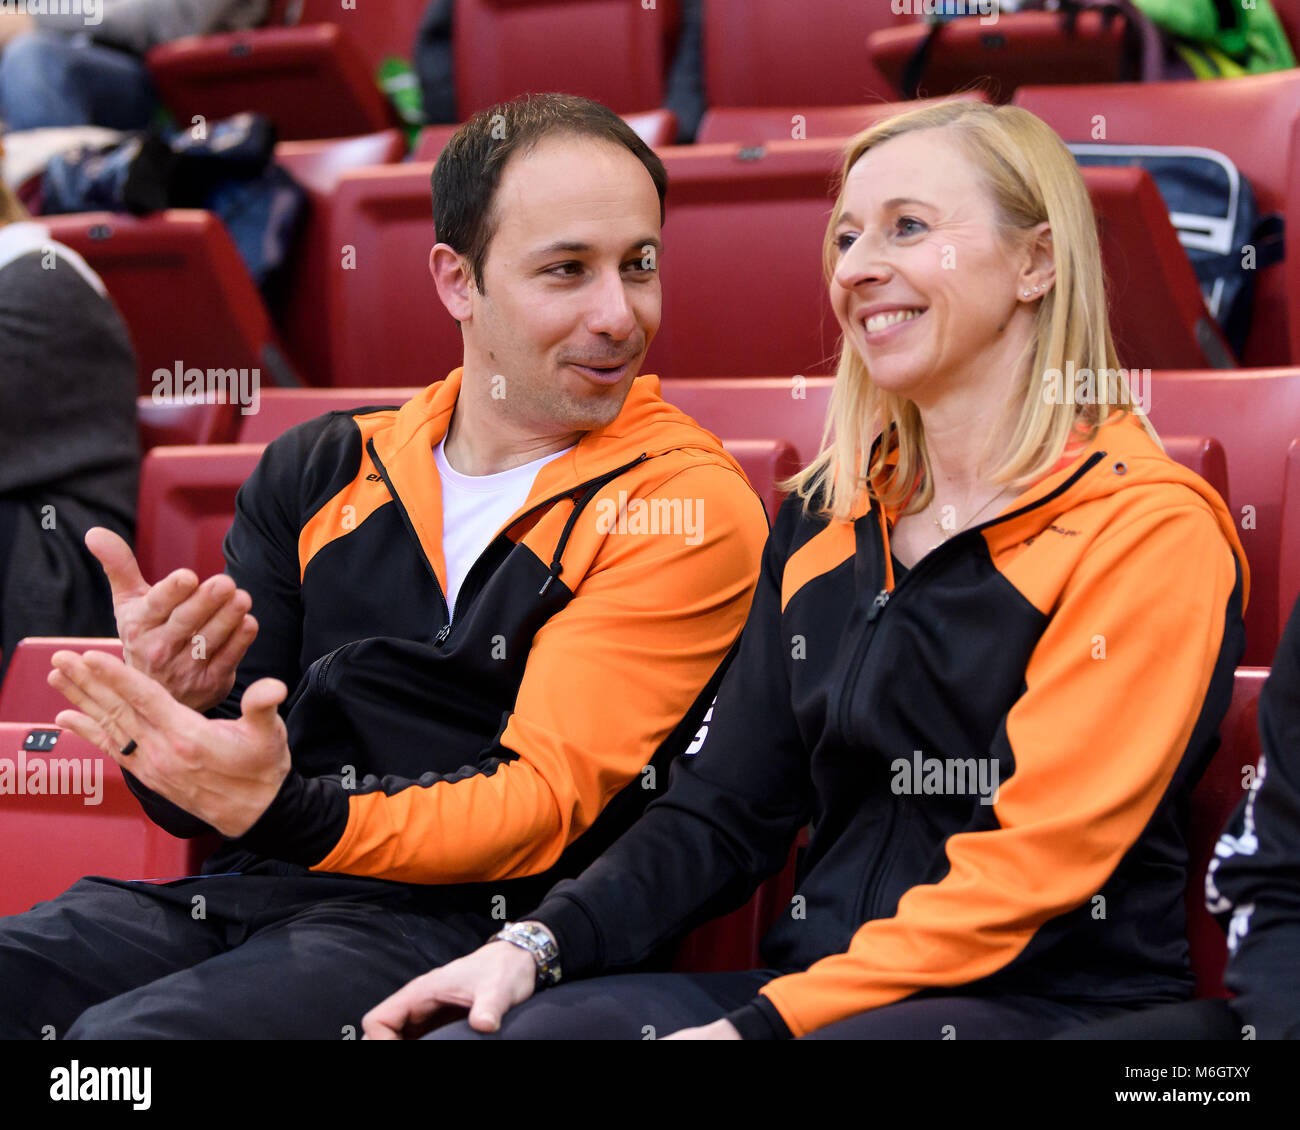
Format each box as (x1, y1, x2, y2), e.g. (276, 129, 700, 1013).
(930, 488, 1010, 541)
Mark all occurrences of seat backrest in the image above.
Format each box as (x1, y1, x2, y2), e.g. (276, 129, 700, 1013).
(0, 639, 123, 724)
(649, 140, 845, 380)
(137, 396, 241, 452)
(1280, 438, 1300, 644)
(328, 161, 462, 387)
(704, 0, 910, 108)
(869, 11, 1131, 102)
(136, 445, 266, 584)
(1143, 368, 1300, 666)
(1162, 436, 1231, 508)
(0, 723, 202, 917)
(1081, 165, 1233, 370)
(1015, 73, 1300, 366)
(238, 388, 422, 444)
(146, 24, 395, 141)
(659, 378, 835, 470)
(453, 0, 675, 116)
(43, 211, 279, 398)
(293, 0, 428, 74)
(275, 129, 408, 194)
(696, 92, 990, 145)
(1187, 666, 1269, 998)
(720, 439, 801, 524)
(274, 130, 408, 384)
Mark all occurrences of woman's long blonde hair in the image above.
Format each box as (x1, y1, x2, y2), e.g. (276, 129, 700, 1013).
(786, 100, 1155, 520)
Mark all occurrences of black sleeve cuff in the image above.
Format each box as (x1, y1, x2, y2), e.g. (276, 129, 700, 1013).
(231, 770, 347, 866)
(527, 889, 604, 981)
(725, 994, 794, 1041)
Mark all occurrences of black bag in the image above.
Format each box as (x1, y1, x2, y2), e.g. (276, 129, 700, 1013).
(38, 113, 306, 297)
(1069, 143, 1285, 358)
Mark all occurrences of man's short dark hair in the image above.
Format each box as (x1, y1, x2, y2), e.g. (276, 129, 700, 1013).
(431, 93, 668, 296)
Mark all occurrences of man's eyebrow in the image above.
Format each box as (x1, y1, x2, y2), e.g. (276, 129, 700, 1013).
(837, 198, 935, 226)
(529, 236, 663, 258)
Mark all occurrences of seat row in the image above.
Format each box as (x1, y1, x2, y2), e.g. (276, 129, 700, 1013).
(90, 366, 1300, 668)
(140, 1, 1300, 141)
(44, 70, 1300, 407)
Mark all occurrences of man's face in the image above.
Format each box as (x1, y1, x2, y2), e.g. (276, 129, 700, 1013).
(457, 133, 663, 433)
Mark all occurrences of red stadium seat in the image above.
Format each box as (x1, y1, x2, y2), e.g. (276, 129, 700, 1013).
(621, 108, 680, 149)
(0, 639, 123, 724)
(870, 10, 1135, 102)
(274, 130, 409, 385)
(42, 211, 297, 398)
(704, 0, 909, 108)
(696, 92, 991, 146)
(138, 396, 241, 452)
(1144, 368, 1300, 666)
(649, 140, 845, 380)
(1187, 666, 1269, 998)
(1015, 72, 1300, 367)
(412, 124, 459, 162)
(327, 161, 457, 387)
(238, 387, 421, 444)
(453, 0, 678, 116)
(1161, 436, 1231, 509)
(720, 439, 801, 524)
(648, 147, 1220, 380)
(1280, 438, 1300, 644)
(660, 378, 834, 470)
(1081, 166, 1234, 370)
(146, 2, 427, 141)
(0, 723, 210, 917)
(136, 445, 265, 584)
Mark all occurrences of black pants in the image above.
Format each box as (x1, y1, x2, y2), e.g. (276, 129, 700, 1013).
(424, 970, 1146, 1040)
(0, 872, 488, 1039)
(1052, 998, 1244, 1040)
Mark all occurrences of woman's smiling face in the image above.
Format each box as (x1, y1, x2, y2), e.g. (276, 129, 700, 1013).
(830, 126, 1039, 407)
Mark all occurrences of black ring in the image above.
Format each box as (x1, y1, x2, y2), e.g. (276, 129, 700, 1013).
(119, 740, 137, 756)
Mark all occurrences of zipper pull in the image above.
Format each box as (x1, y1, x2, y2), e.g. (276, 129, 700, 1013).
(866, 589, 891, 623)
(433, 623, 451, 647)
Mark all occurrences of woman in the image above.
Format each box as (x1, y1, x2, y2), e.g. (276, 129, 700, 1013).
(0, 134, 138, 681)
(363, 100, 1249, 1040)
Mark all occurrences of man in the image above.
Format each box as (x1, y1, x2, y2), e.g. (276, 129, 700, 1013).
(0, 93, 768, 1038)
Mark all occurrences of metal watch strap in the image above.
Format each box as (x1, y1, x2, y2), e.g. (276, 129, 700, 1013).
(492, 920, 562, 987)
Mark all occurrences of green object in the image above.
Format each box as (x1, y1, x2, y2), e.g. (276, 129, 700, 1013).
(377, 56, 425, 147)
(1132, 0, 1297, 74)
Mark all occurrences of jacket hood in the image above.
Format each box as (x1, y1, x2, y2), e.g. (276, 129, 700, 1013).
(380, 368, 749, 502)
(878, 411, 1250, 607)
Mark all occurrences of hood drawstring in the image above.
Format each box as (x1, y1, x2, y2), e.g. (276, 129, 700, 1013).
(539, 453, 651, 597)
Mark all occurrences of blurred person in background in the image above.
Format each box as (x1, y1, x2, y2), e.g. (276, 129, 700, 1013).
(0, 0, 267, 133)
(0, 130, 138, 681)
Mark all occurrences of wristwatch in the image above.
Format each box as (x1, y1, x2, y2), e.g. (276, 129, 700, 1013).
(491, 920, 562, 987)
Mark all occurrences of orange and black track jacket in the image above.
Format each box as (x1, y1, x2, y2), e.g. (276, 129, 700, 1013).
(123, 370, 769, 908)
(528, 410, 1250, 1038)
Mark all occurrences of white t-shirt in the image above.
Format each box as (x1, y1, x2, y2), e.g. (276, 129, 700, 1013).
(434, 436, 574, 620)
